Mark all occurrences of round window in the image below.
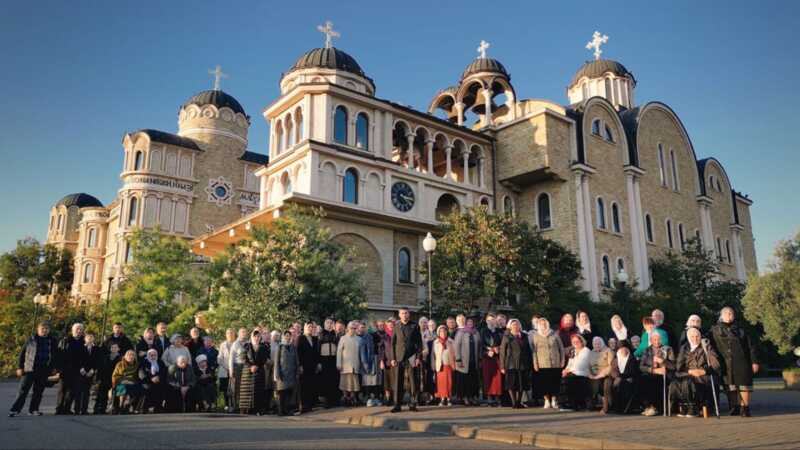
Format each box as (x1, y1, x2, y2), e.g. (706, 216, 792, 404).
(214, 185, 228, 198)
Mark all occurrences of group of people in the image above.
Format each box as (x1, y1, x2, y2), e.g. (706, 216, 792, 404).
(9, 305, 759, 420)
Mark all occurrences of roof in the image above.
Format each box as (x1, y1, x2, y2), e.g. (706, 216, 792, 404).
(461, 58, 509, 80)
(286, 47, 367, 78)
(133, 129, 202, 151)
(570, 59, 635, 87)
(619, 106, 641, 166)
(181, 89, 246, 116)
(55, 193, 103, 209)
(239, 150, 269, 166)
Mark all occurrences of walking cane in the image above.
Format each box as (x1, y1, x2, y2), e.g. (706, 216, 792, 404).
(700, 339, 720, 419)
(661, 348, 668, 417)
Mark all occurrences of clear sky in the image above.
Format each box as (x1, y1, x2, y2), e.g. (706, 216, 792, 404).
(1, 0, 798, 269)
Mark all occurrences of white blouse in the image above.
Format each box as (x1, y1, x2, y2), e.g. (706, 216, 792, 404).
(566, 347, 592, 377)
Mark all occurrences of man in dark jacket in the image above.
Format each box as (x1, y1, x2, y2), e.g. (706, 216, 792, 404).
(390, 308, 423, 413)
(104, 323, 133, 354)
(9, 322, 59, 417)
(297, 322, 320, 413)
(154, 322, 170, 358)
(94, 343, 121, 414)
(56, 322, 86, 414)
(75, 332, 101, 415)
(318, 318, 339, 408)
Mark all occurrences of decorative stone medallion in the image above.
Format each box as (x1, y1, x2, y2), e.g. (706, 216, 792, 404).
(205, 176, 233, 206)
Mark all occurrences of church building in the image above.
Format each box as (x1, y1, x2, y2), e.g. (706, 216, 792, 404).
(48, 26, 757, 310)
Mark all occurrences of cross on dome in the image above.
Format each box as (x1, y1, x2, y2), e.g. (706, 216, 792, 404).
(317, 20, 340, 49)
(208, 65, 228, 91)
(586, 31, 609, 60)
(477, 40, 490, 59)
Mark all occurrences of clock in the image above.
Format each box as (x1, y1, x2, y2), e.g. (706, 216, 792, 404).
(391, 181, 415, 212)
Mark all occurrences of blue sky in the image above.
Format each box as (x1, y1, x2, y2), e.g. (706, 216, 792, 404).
(1, 1, 798, 269)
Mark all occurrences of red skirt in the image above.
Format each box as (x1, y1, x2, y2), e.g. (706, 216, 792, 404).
(436, 364, 453, 399)
(482, 356, 503, 396)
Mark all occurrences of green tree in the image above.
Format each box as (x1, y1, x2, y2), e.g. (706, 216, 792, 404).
(108, 228, 205, 337)
(207, 206, 366, 331)
(743, 231, 800, 354)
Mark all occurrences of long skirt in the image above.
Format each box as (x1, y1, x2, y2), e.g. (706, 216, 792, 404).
(504, 369, 530, 392)
(339, 373, 360, 392)
(229, 364, 243, 411)
(320, 356, 340, 403)
(564, 375, 591, 410)
(362, 356, 382, 387)
(606, 377, 638, 414)
(239, 366, 267, 413)
(482, 357, 503, 396)
(536, 368, 561, 397)
(639, 374, 666, 411)
(669, 376, 710, 410)
(456, 366, 480, 398)
(436, 365, 453, 399)
(383, 362, 395, 392)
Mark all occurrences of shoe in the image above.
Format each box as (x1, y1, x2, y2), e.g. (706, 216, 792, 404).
(390, 406, 402, 413)
(29, 411, 43, 416)
(729, 406, 740, 416)
(558, 407, 574, 412)
(741, 406, 751, 417)
(409, 405, 418, 412)
(543, 399, 550, 409)
(643, 407, 658, 417)
(551, 400, 559, 409)
(8, 411, 18, 417)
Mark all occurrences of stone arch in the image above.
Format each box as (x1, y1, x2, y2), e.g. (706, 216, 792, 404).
(333, 233, 383, 304)
(365, 171, 384, 210)
(435, 193, 460, 221)
(582, 96, 629, 165)
(319, 160, 337, 201)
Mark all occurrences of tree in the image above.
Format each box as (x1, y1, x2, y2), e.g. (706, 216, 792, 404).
(108, 228, 205, 337)
(207, 206, 366, 331)
(743, 231, 800, 354)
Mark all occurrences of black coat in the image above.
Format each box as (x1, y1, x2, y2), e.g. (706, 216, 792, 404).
(610, 355, 640, 380)
(136, 338, 158, 361)
(98, 351, 122, 385)
(154, 334, 170, 357)
(138, 359, 167, 387)
(390, 321, 422, 364)
(297, 335, 320, 374)
(675, 342, 720, 381)
(244, 342, 270, 368)
(499, 332, 532, 371)
(81, 345, 103, 374)
(103, 333, 133, 354)
(58, 335, 86, 375)
(481, 327, 504, 357)
(710, 321, 757, 387)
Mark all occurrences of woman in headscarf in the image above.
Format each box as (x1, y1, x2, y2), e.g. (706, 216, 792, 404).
(111, 350, 143, 414)
(194, 354, 217, 412)
(240, 329, 270, 415)
(589, 337, 614, 411)
(609, 315, 630, 349)
(499, 318, 532, 409)
(161, 334, 192, 369)
(557, 313, 578, 349)
(139, 348, 166, 413)
(531, 317, 564, 409)
(561, 334, 592, 411)
(432, 325, 455, 406)
(575, 310, 596, 343)
(638, 331, 675, 416)
(605, 345, 639, 414)
(337, 321, 362, 407)
(710, 306, 759, 417)
(481, 313, 504, 407)
(275, 330, 299, 416)
(167, 355, 196, 412)
(679, 315, 703, 349)
(454, 316, 481, 406)
(669, 327, 720, 417)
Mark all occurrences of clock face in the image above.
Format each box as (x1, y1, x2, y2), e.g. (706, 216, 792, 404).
(391, 182, 415, 212)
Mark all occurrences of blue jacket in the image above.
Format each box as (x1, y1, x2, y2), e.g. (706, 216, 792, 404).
(359, 333, 375, 375)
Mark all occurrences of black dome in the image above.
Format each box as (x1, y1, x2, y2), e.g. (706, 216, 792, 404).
(461, 58, 509, 80)
(181, 89, 246, 115)
(287, 47, 367, 78)
(571, 59, 635, 86)
(55, 193, 103, 209)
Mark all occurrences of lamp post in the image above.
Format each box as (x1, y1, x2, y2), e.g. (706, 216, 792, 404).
(32, 293, 45, 335)
(422, 232, 437, 318)
(615, 269, 630, 325)
(101, 276, 114, 342)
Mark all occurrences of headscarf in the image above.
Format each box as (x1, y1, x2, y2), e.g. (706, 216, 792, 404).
(616, 348, 630, 373)
(592, 336, 607, 352)
(146, 349, 159, 375)
(436, 325, 448, 347)
(537, 318, 552, 337)
(687, 327, 701, 352)
(685, 314, 702, 329)
(610, 314, 628, 341)
(576, 311, 591, 334)
(507, 318, 523, 338)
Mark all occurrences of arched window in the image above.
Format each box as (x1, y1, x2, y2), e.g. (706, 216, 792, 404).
(604, 78, 612, 101)
(658, 144, 667, 187)
(398, 248, 411, 283)
(716, 237, 723, 261)
(666, 219, 674, 249)
(285, 115, 294, 148)
(537, 193, 552, 229)
(581, 82, 589, 99)
(725, 240, 732, 264)
(716, 179, 722, 192)
(124, 242, 133, 264)
(596, 197, 606, 229)
(275, 120, 284, 154)
(479, 197, 490, 209)
(645, 214, 654, 243)
(669, 149, 679, 191)
(295, 108, 304, 143)
(334, 105, 348, 144)
(708, 175, 715, 193)
(82, 263, 94, 284)
(49, 215, 54, 230)
(57, 214, 64, 231)
(281, 172, 292, 195)
(591, 119, 601, 136)
(87, 227, 97, 248)
(133, 151, 144, 171)
(601, 255, 611, 288)
(343, 168, 358, 204)
(127, 197, 138, 226)
(611, 202, 621, 233)
(617, 258, 625, 272)
(678, 223, 686, 251)
(503, 196, 514, 216)
(435, 194, 460, 221)
(603, 124, 614, 143)
(355, 113, 369, 150)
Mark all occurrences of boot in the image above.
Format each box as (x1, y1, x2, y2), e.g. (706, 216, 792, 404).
(741, 405, 751, 417)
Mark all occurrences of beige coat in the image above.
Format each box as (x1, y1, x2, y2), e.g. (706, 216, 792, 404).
(531, 329, 565, 369)
(432, 338, 455, 372)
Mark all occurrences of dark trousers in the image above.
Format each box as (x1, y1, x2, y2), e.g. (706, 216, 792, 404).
(142, 383, 166, 412)
(393, 363, 418, 407)
(299, 373, 316, 412)
(74, 375, 93, 414)
(669, 376, 710, 413)
(640, 374, 667, 411)
(94, 379, 111, 413)
(10, 369, 48, 413)
(168, 387, 196, 413)
(56, 372, 80, 414)
(277, 388, 294, 415)
(219, 377, 230, 408)
(564, 375, 591, 410)
(606, 377, 637, 414)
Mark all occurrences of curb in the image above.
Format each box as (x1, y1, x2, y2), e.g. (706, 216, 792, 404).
(332, 414, 676, 449)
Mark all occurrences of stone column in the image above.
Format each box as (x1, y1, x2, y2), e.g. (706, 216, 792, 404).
(478, 156, 486, 188)
(405, 133, 415, 170)
(482, 89, 493, 127)
(625, 172, 645, 289)
(445, 145, 453, 180)
(631, 176, 650, 290)
(455, 102, 465, 126)
(425, 140, 434, 174)
(731, 228, 746, 281)
(698, 201, 715, 254)
(574, 172, 592, 295)
(461, 149, 470, 184)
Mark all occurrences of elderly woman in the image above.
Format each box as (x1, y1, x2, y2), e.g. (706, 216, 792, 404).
(561, 334, 592, 411)
(357, 322, 381, 407)
(575, 311, 596, 343)
(432, 325, 455, 406)
(228, 328, 248, 413)
(557, 313, 578, 349)
(609, 315, 630, 349)
(589, 337, 614, 411)
(275, 330, 299, 416)
(111, 350, 143, 414)
(240, 329, 270, 415)
(710, 307, 759, 417)
(217, 328, 237, 412)
(162, 334, 192, 368)
(500, 319, 532, 409)
(639, 332, 675, 416)
(337, 321, 362, 406)
(531, 317, 564, 409)
(482, 313, 504, 407)
(139, 349, 166, 413)
(605, 346, 639, 414)
(679, 315, 703, 349)
(454, 317, 481, 406)
(167, 355, 196, 412)
(194, 354, 217, 412)
(634, 317, 669, 358)
(670, 327, 720, 417)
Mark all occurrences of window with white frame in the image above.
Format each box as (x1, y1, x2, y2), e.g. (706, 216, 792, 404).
(334, 106, 348, 145)
(82, 263, 94, 284)
(355, 113, 369, 150)
(658, 144, 667, 187)
(669, 149, 679, 191)
(666, 219, 674, 249)
(536, 193, 552, 230)
(87, 227, 97, 248)
(601, 255, 611, 287)
(611, 202, 621, 233)
(596, 197, 606, 229)
(398, 247, 412, 283)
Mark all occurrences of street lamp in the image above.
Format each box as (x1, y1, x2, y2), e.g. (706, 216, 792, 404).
(32, 293, 46, 335)
(101, 276, 114, 342)
(615, 268, 630, 325)
(422, 232, 437, 318)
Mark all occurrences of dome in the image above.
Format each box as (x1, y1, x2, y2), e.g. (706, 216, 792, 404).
(461, 58, 509, 80)
(181, 89, 246, 116)
(570, 59, 635, 87)
(286, 47, 367, 78)
(55, 193, 103, 209)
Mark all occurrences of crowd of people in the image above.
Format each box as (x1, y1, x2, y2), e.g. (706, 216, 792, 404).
(8, 305, 759, 420)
